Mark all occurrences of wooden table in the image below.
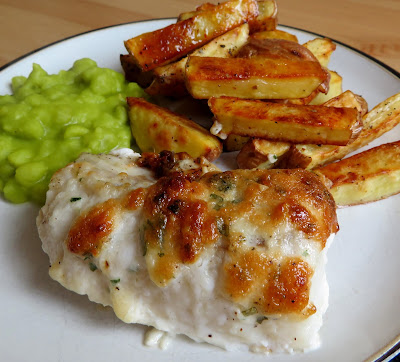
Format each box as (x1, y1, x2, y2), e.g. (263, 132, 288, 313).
(0, 0, 399, 72)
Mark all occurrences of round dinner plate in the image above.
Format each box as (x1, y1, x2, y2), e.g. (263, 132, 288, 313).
(0, 18, 399, 362)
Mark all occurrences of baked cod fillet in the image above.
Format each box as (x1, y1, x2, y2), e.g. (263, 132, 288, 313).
(37, 149, 338, 353)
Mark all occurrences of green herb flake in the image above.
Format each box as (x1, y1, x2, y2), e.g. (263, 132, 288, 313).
(210, 174, 235, 192)
(242, 307, 258, 317)
(216, 218, 229, 236)
(210, 193, 224, 210)
(89, 262, 97, 272)
(210, 193, 224, 202)
(70, 197, 82, 202)
(302, 250, 310, 257)
(83, 253, 93, 261)
(158, 252, 165, 257)
(217, 178, 233, 192)
(256, 316, 268, 324)
(156, 215, 167, 245)
(140, 225, 148, 256)
(110, 278, 120, 285)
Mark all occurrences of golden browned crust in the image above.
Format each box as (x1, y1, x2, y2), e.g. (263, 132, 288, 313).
(67, 199, 121, 256)
(120, 54, 154, 87)
(66, 153, 338, 316)
(225, 252, 314, 315)
(208, 96, 362, 145)
(187, 57, 327, 81)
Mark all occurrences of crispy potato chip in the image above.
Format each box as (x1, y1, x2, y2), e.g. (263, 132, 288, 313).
(208, 96, 361, 145)
(127, 98, 222, 161)
(234, 90, 367, 169)
(125, 0, 258, 71)
(303, 38, 336, 68)
(145, 24, 249, 97)
(178, 1, 277, 33)
(185, 56, 329, 100)
(315, 141, 400, 206)
(120, 54, 154, 88)
(293, 92, 400, 169)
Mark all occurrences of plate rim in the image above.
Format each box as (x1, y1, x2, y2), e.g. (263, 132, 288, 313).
(0, 18, 399, 80)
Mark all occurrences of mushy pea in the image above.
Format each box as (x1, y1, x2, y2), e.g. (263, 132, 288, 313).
(0, 58, 146, 204)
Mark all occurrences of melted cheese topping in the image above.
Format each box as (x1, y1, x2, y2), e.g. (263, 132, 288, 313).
(138, 169, 337, 317)
(64, 163, 337, 318)
(67, 199, 121, 256)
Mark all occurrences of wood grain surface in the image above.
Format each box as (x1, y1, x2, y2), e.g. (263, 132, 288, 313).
(0, 0, 399, 72)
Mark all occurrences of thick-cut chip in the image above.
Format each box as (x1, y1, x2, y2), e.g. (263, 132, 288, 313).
(127, 97, 222, 161)
(178, 1, 277, 33)
(314, 141, 400, 206)
(124, 0, 259, 71)
(303, 38, 336, 68)
(235, 90, 367, 169)
(145, 24, 249, 97)
(208, 96, 361, 145)
(250, 29, 298, 42)
(233, 38, 329, 102)
(185, 56, 329, 100)
(120, 54, 154, 88)
(289, 92, 400, 169)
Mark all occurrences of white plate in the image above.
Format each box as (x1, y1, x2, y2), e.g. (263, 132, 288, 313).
(1, 19, 400, 362)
